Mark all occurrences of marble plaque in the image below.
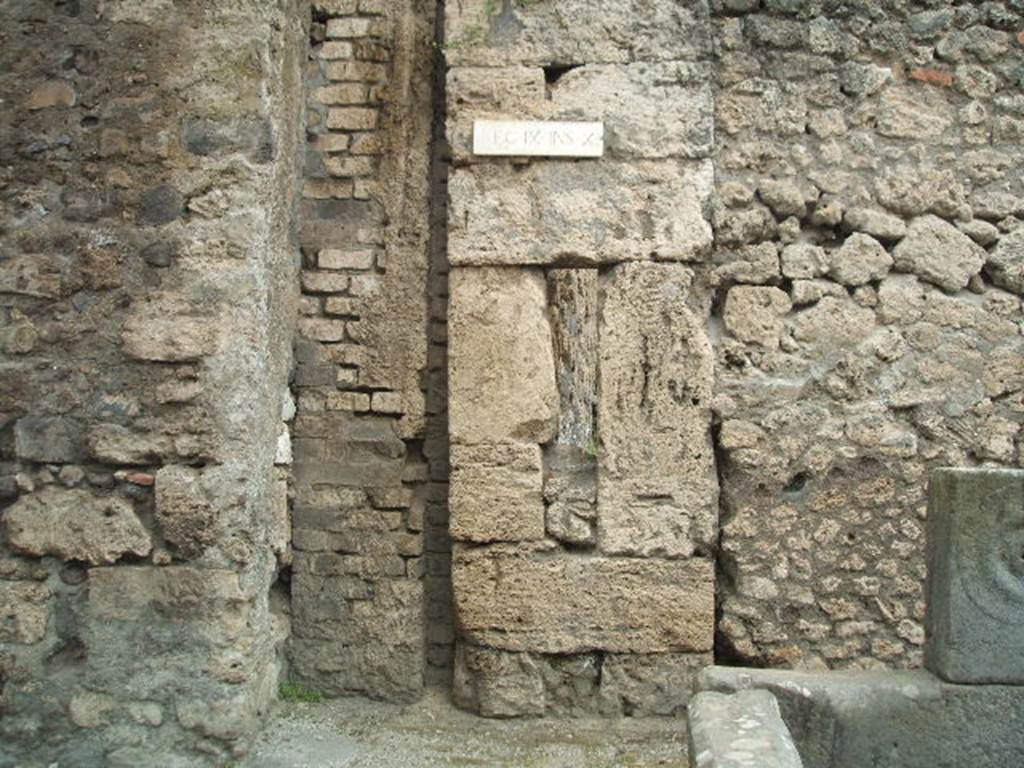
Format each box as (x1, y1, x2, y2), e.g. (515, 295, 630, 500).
(472, 120, 604, 158)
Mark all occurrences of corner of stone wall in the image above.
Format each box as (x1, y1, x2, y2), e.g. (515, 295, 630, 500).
(0, 1, 307, 764)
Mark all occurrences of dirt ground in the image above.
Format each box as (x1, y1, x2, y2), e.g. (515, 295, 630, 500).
(242, 689, 690, 768)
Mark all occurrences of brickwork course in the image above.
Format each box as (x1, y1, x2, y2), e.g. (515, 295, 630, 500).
(0, 0, 1022, 765)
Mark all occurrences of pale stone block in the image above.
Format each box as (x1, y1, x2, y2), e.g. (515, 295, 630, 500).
(453, 546, 714, 653)
(450, 443, 545, 543)
(925, 468, 1024, 684)
(448, 267, 557, 445)
(4, 487, 151, 565)
(327, 107, 378, 131)
(449, 160, 712, 266)
(597, 263, 718, 557)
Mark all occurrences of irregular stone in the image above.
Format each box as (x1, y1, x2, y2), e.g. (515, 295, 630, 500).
(780, 243, 828, 280)
(598, 263, 717, 557)
(687, 689, 807, 768)
(876, 86, 954, 139)
(986, 226, 1023, 294)
(957, 219, 1000, 246)
(714, 242, 780, 284)
(137, 185, 184, 227)
(453, 644, 544, 718)
(452, 546, 714, 653)
(155, 465, 217, 558)
(759, 179, 806, 218)
(843, 207, 907, 241)
(599, 652, 711, 716)
(723, 286, 792, 349)
(544, 445, 597, 547)
(122, 293, 218, 362)
(14, 416, 84, 463)
(925, 468, 1024, 684)
(69, 692, 117, 728)
(4, 487, 151, 565)
(449, 443, 544, 543)
(0, 581, 50, 644)
(876, 166, 968, 219)
(26, 80, 76, 110)
(449, 267, 557, 444)
(892, 215, 986, 292)
(828, 233, 893, 287)
(448, 160, 713, 265)
(791, 295, 876, 347)
(0, 254, 64, 298)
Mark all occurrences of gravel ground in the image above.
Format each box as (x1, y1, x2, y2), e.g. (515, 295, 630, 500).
(242, 689, 690, 768)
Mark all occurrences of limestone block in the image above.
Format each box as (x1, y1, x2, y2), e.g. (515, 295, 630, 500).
(122, 293, 218, 362)
(155, 465, 217, 559)
(448, 63, 713, 162)
(449, 160, 713, 266)
(450, 443, 545, 543)
(444, 0, 711, 67)
(599, 652, 712, 716)
(987, 226, 1023, 294)
(0, 581, 51, 644)
(453, 643, 545, 718)
(597, 263, 718, 557)
(452, 546, 715, 654)
(723, 286, 792, 349)
(687, 690, 805, 768)
(4, 488, 151, 565)
(925, 468, 1024, 684)
(449, 267, 557, 444)
(892, 215, 986, 292)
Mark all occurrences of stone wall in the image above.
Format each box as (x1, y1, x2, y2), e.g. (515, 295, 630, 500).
(0, 1, 305, 765)
(444, 0, 720, 717)
(710, 0, 1024, 671)
(442, 0, 1023, 716)
(287, 0, 448, 700)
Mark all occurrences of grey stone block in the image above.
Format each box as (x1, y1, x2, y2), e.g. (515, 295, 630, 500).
(688, 689, 804, 768)
(697, 666, 1024, 768)
(925, 468, 1024, 684)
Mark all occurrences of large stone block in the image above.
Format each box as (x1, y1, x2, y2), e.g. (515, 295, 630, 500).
(444, 0, 711, 67)
(4, 488, 151, 565)
(121, 293, 219, 362)
(597, 262, 718, 557)
(452, 546, 714, 654)
(448, 160, 713, 266)
(925, 468, 1024, 684)
(450, 443, 545, 543)
(687, 690, 804, 768)
(447, 63, 713, 162)
(448, 267, 557, 444)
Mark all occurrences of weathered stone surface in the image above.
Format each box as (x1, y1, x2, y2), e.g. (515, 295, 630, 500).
(699, 666, 1024, 768)
(544, 445, 597, 547)
(450, 443, 544, 543)
(723, 286, 792, 349)
(843, 208, 907, 241)
(600, 652, 711, 716)
(0, 581, 50, 644)
(548, 269, 598, 450)
(828, 233, 893, 287)
(155, 465, 217, 559)
(687, 690, 804, 768)
(448, 160, 713, 266)
(449, 267, 557, 444)
(122, 293, 218, 362)
(892, 215, 986, 292)
(987, 226, 1023, 294)
(4, 488, 151, 565)
(453, 644, 545, 718)
(445, 0, 712, 67)
(452, 546, 715, 654)
(597, 262, 717, 557)
(14, 416, 84, 463)
(781, 243, 828, 280)
(925, 468, 1024, 684)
